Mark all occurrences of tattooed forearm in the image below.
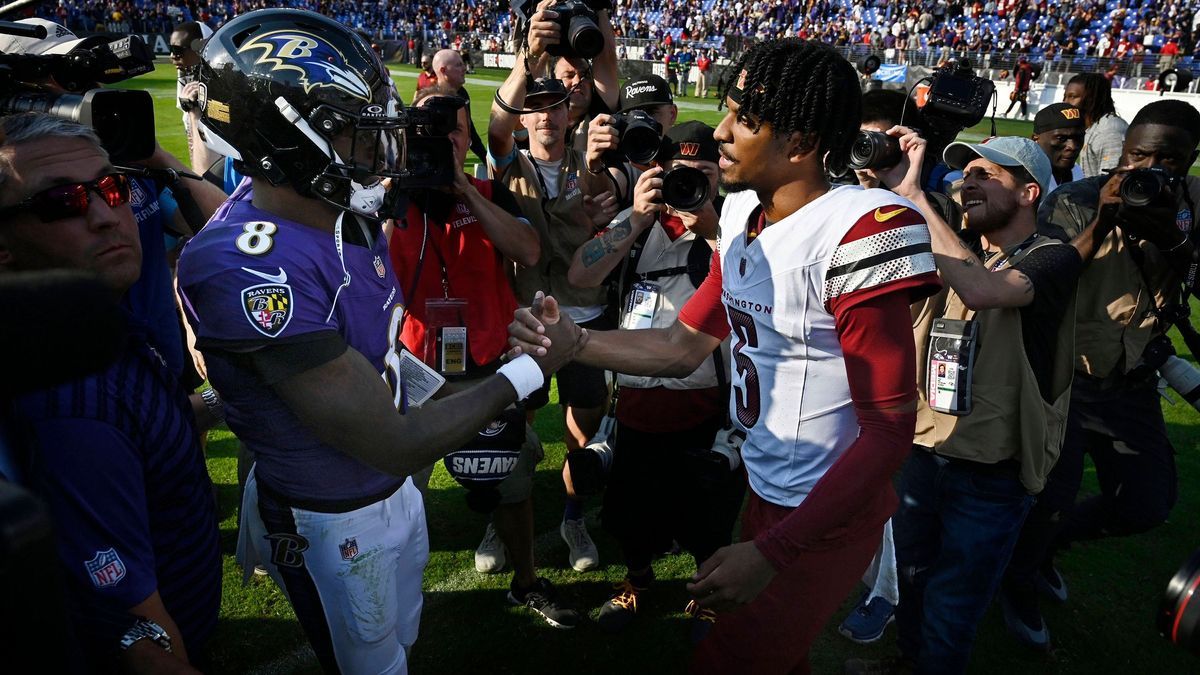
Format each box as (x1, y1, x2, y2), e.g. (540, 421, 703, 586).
(1017, 271, 1034, 295)
(580, 219, 633, 267)
(960, 257, 975, 267)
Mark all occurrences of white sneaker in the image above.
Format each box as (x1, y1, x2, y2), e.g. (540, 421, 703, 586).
(475, 522, 507, 574)
(560, 518, 599, 572)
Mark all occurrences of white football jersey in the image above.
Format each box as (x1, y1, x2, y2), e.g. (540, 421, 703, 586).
(718, 186, 934, 507)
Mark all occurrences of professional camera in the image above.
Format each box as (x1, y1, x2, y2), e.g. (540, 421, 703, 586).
(606, 108, 663, 165)
(511, 0, 611, 59)
(847, 130, 902, 171)
(0, 26, 157, 161)
(1159, 546, 1200, 654)
(661, 165, 710, 212)
(393, 96, 460, 189)
(921, 58, 995, 132)
(566, 413, 615, 496)
(1120, 166, 1184, 208)
(681, 427, 744, 492)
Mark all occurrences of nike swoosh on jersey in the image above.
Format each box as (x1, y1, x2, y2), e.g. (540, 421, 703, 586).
(241, 267, 288, 284)
(874, 206, 909, 222)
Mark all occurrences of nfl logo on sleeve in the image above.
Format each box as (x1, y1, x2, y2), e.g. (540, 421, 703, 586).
(339, 538, 359, 561)
(85, 548, 127, 588)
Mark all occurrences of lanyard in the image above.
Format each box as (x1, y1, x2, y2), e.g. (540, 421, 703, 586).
(986, 232, 1039, 271)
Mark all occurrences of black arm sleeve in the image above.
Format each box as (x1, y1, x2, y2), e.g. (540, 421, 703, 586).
(204, 331, 349, 386)
(1016, 244, 1083, 400)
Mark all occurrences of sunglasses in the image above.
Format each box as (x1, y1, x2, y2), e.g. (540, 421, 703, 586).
(169, 45, 191, 57)
(0, 173, 132, 223)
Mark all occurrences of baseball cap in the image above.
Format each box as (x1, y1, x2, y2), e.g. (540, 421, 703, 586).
(1033, 103, 1085, 134)
(619, 75, 673, 112)
(524, 77, 569, 108)
(943, 136, 1052, 193)
(666, 120, 719, 163)
(0, 18, 84, 55)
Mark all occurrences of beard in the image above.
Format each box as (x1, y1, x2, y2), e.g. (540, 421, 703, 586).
(719, 175, 751, 193)
(964, 199, 1017, 235)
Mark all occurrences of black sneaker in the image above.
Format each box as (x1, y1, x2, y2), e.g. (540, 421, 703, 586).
(999, 585, 1051, 650)
(1036, 562, 1068, 604)
(507, 577, 582, 629)
(598, 576, 650, 632)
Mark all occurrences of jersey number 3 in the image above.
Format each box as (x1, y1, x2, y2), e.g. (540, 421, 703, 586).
(728, 306, 760, 428)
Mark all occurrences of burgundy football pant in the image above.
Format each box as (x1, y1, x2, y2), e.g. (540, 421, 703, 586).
(690, 490, 881, 675)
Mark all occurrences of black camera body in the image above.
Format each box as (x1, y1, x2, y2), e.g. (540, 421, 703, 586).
(848, 130, 902, 171)
(922, 59, 994, 132)
(512, 0, 608, 59)
(1120, 166, 1184, 208)
(604, 108, 663, 165)
(661, 165, 710, 212)
(393, 97, 460, 189)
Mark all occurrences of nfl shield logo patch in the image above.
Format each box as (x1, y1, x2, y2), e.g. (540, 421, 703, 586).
(374, 255, 387, 278)
(85, 548, 126, 588)
(339, 538, 359, 561)
(242, 284, 293, 338)
(128, 179, 148, 207)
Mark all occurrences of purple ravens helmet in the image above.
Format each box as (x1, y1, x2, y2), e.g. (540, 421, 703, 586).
(196, 9, 404, 216)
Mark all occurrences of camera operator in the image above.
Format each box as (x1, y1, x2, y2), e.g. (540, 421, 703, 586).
(170, 21, 222, 176)
(178, 11, 573, 671)
(1000, 99, 1200, 651)
(431, 49, 487, 163)
(847, 132, 1081, 675)
(387, 86, 580, 628)
(2, 17, 226, 382)
(1032, 103, 1086, 192)
(0, 113, 220, 673)
(564, 122, 742, 640)
(490, 17, 617, 572)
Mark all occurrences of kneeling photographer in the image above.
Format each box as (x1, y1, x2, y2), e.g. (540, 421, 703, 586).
(1002, 99, 1200, 651)
(565, 122, 744, 640)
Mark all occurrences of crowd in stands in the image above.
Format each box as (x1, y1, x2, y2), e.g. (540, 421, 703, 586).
(26, 0, 1200, 72)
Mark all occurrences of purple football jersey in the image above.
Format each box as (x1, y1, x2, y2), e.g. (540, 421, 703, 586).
(178, 184, 405, 501)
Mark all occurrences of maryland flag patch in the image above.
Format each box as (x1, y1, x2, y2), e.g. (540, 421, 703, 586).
(242, 284, 293, 337)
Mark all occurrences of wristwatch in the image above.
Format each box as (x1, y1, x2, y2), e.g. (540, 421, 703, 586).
(119, 619, 172, 653)
(200, 386, 226, 422)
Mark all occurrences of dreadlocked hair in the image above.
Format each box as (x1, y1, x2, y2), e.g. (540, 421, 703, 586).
(1066, 73, 1116, 126)
(719, 38, 862, 164)
(1129, 99, 1200, 149)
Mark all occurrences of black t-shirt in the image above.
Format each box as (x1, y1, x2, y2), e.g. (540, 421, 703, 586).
(458, 86, 487, 163)
(990, 243, 1083, 401)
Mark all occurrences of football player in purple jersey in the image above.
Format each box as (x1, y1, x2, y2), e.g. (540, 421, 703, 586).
(176, 10, 570, 673)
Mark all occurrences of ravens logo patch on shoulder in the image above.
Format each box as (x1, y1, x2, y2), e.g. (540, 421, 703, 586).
(242, 283, 293, 337)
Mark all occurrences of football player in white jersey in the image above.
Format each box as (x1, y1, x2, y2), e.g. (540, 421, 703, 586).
(507, 38, 941, 674)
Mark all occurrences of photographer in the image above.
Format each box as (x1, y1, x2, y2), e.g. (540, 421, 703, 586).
(565, 122, 742, 641)
(490, 20, 616, 572)
(1001, 99, 1200, 651)
(585, 74, 680, 205)
(388, 86, 579, 628)
(0, 113, 220, 673)
(170, 21, 221, 176)
(848, 132, 1081, 674)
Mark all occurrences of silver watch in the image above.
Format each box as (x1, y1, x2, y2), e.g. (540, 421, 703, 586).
(119, 619, 172, 653)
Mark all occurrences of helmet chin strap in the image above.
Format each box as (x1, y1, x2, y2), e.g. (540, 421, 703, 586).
(275, 96, 387, 216)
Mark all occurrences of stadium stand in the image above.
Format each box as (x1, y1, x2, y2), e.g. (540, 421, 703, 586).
(28, 0, 1200, 81)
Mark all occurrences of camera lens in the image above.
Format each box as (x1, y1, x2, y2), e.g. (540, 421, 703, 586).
(847, 130, 902, 171)
(1120, 168, 1169, 208)
(1159, 547, 1200, 654)
(662, 166, 710, 212)
(567, 14, 604, 59)
(617, 111, 664, 165)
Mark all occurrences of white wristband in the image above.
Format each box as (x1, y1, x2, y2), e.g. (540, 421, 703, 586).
(497, 354, 545, 400)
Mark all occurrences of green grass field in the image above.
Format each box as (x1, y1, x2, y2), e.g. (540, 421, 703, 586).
(115, 63, 1200, 674)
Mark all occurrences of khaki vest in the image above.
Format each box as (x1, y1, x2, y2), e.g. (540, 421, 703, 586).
(1046, 177, 1200, 379)
(503, 148, 609, 308)
(617, 219, 729, 391)
(913, 236, 1076, 494)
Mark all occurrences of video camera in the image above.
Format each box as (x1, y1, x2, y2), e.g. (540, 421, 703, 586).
(0, 21, 156, 162)
(511, 0, 612, 59)
(393, 95, 461, 190)
(920, 58, 994, 133)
